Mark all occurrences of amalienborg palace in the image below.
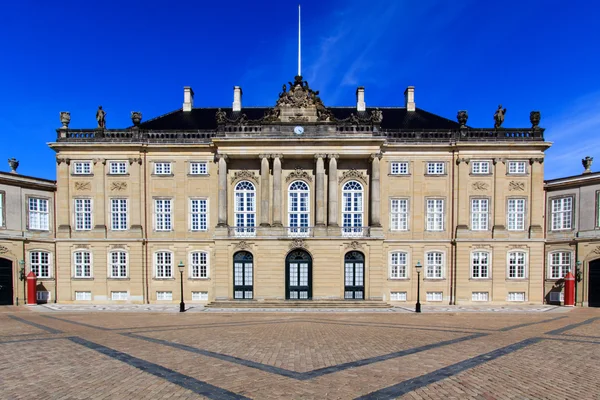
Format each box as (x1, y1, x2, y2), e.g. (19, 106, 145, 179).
(9, 74, 589, 307)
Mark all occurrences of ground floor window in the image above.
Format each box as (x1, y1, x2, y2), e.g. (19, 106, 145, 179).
(508, 292, 525, 302)
(192, 291, 208, 301)
(75, 291, 92, 301)
(157, 291, 173, 301)
(426, 292, 443, 302)
(472, 292, 489, 302)
(111, 291, 128, 301)
(390, 291, 407, 301)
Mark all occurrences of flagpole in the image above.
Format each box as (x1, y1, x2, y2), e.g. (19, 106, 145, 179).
(298, 4, 301, 77)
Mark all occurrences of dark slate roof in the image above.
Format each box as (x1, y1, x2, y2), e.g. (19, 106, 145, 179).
(138, 107, 461, 131)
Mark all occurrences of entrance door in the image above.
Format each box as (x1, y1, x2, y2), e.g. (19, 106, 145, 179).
(589, 259, 600, 307)
(344, 251, 364, 299)
(0, 258, 14, 305)
(233, 251, 253, 299)
(286, 250, 312, 300)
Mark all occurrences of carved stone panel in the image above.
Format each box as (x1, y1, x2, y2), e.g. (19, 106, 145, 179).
(289, 238, 308, 250)
(0, 245, 10, 254)
(74, 182, 91, 191)
(509, 181, 526, 191)
(110, 182, 127, 191)
(286, 167, 313, 183)
(345, 241, 363, 250)
(231, 170, 259, 184)
(339, 169, 367, 184)
(235, 241, 250, 250)
(472, 182, 489, 191)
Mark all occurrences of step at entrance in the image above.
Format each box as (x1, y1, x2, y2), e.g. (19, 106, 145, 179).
(205, 300, 392, 309)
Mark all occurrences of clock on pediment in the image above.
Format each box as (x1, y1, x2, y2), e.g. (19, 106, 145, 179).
(294, 126, 304, 135)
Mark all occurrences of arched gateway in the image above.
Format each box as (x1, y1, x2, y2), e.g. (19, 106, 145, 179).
(286, 250, 312, 300)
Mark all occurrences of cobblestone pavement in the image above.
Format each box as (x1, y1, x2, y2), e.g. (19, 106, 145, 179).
(1, 308, 599, 399)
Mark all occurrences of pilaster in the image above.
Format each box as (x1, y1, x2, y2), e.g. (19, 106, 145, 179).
(315, 154, 326, 227)
(272, 154, 283, 227)
(216, 154, 228, 227)
(328, 154, 339, 227)
(259, 154, 271, 227)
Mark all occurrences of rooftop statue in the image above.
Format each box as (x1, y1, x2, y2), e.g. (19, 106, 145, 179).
(215, 108, 227, 124)
(493, 105, 506, 129)
(96, 106, 106, 129)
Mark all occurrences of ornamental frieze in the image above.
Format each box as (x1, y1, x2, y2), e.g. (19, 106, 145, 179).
(231, 170, 259, 184)
(289, 238, 308, 250)
(345, 241, 363, 250)
(472, 182, 489, 191)
(74, 182, 91, 191)
(0, 245, 10, 254)
(235, 241, 251, 250)
(339, 169, 367, 184)
(110, 182, 127, 191)
(592, 246, 600, 255)
(286, 167, 313, 183)
(509, 181, 526, 191)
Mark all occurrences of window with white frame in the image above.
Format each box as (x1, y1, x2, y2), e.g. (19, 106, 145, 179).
(597, 192, 600, 227)
(73, 250, 92, 278)
(154, 199, 172, 231)
(156, 291, 172, 301)
(390, 291, 407, 301)
(471, 161, 490, 174)
(390, 162, 409, 175)
(37, 291, 51, 302)
(507, 198, 526, 231)
(111, 291, 128, 300)
(190, 199, 208, 231)
(472, 292, 489, 301)
(30, 251, 50, 278)
(234, 181, 256, 236)
(190, 162, 208, 175)
(508, 292, 525, 302)
(426, 162, 445, 175)
(74, 198, 92, 230)
(28, 197, 49, 230)
(73, 161, 92, 175)
(391, 199, 409, 231)
(0, 192, 4, 227)
(551, 197, 573, 231)
(390, 252, 408, 279)
(426, 252, 444, 279)
(426, 199, 444, 231)
(288, 181, 310, 236)
(508, 251, 527, 279)
(549, 252, 571, 279)
(154, 162, 172, 175)
(426, 292, 443, 301)
(111, 199, 128, 230)
(155, 251, 173, 278)
(192, 291, 209, 301)
(508, 161, 527, 174)
(471, 251, 490, 279)
(109, 161, 127, 174)
(342, 180, 364, 236)
(109, 251, 128, 278)
(75, 291, 92, 301)
(471, 198, 489, 231)
(190, 251, 208, 278)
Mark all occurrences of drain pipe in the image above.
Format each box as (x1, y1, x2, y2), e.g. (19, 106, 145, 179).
(143, 150, 149, 304)
(450, 148, 456, 305)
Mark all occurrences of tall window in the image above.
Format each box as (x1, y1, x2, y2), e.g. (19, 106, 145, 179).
(342, 180, 364, 236)
(508, 251, 526, 279)
(73, 161, 92, 175)
(73, 251, 92, 278)
(30, 251, 50, 278)
(109, 161, 127, 174)
(549, 252, 571, 279)
(109, 251, 128, 278)
(426, 252, 444, 279)
(190, 251, 208, 278)
(288, 181, 310, 236)
(507, 199, 525, 231)
(154, 162, 172, 175)
(390, 252, 408, 279)
(471, 252, 490, 279)
(426, 199, 444, 231)
(111, 199, 128, 230)
(471, 199, 489, 231)
(508, 161, 526, 174)
(551, 197, 573, 230)
(0, 192, 3, 227)
(426, 162, 445, 175)
(391, 199, 409, 231)
(234, 181, 256, 236)
(190, 199, 208, 231)
(155, 251, 173, 278)
(471, 161, 490, 174)
(155, 199, 172, 231)
(28, 198, 49, 230)
(74, 199, 92, 231)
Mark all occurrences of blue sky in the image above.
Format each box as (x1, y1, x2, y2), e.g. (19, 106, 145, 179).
(1, 0, 598, 180)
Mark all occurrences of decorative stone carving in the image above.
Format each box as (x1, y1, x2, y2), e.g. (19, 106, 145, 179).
(345, 241, 363, 250)
(582, 156, 593, 174)
(456, 157, 470, 165)
(262, 108, 280, 122)
(592, 246, 600, 255)
(128, 158, 142, 165)
(493, 105, 506, 128)
(529, 158, 544, 165)
(457, 110, 468, 128)
(289, 115, 309, 122)
(74, 182, 91, 191)
(472, 182, 489, 191)
(286, 167, 312, 183)
(96, 106, 106, 129)
(370, 153, 382, 161)
(111, 245, 126, 249)
(235, 241, 250, 250)
(507, 244, 527, 250)
(339, 169, 367, 184)
(215, 108, 227, 124)
(530, 111, 541, 129)
(370, 108, 383, 124)
(60, 111, 71, 129)
(110, 182, 127, 191)
(131, 111, 142, 126)
(509, 181, 525, 191)
(289, 238, 308, 250)
(276, 76, 322, 109)
(7, 158, 19, 173)
(56, 157, 71, 165)
(0, 245, 10, 254)
(231, 170, 259, 184)
(471, 244, 492, 249)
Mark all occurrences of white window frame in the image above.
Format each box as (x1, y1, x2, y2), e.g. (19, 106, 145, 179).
(108, 251, 128, 278)
(390, 291, 407, 301)
(507, 251, 527, 279)
(0, 191, 4, 228)
(28, 197, 50, 231)
(390, 162, 409, 175)
(471, 161, 490, 175)
(29, 251, 51, 278)
(190, 162, 208, 175)
(154, 199, 173, 231)
(389, 251, 408, 279)
(110, 198, 128, 231)
(425, 251, 444, 279)
(549, 251, 572, 279)
(192, 291, 209, 301)
(507, 198, 526, 231)
(73, 250, 92, 278)
(74, 198, 93, 231)
(108, 161, 128, 175)
(508, 161, 527, 174)
(471, 251, 490, 279)
(190, 198, 208, 231)
(551, 197, 573, 231)
(390, 198, 409, 231)
(426, 162, 445, 175)
(471, 198, 489, 231)
(111, 291, 129, 301)
(37, 291, 51, 302)
(154, 162, 172, 175)
(190, 251, 209, 279)
(156, 291, 173, 301)
(472, 292, 489, 302)
(508, 292, 526, 302)
(234, 181, 256, 236)
(426, 292, 443, 302)
(75, 291, 92, 301)
(155, 251, 173, 278)
(342, 180, 364, 236)
(288, 180, 311, 237)
(426, 199, 444, 231)
(73, 161, 92, 175)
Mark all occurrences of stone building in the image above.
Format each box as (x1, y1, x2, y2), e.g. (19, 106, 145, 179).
(544, 157, 600, 307)
(0, 159, 56, 305)
(48, 77, 550, 305)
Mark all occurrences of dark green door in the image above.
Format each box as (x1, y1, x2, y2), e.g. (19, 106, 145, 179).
(286, 250, 312, 300)
(0, 258, 14, 305)
(344, 251, 364, 300)
(233, 251, 253, 299)
(589, 259, 600, 307)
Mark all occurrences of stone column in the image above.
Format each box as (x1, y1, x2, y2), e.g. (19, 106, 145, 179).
(259, 154, 270, 227)
(370, 153, 382, 227)
(272, 154, 283, 227)
(315, 154, 326, 226)
(216, 154, 228, 227)
(328, 154, 339, 227)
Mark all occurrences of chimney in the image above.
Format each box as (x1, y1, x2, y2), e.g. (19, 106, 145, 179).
(404, 86, 415, 112)
(183, 86, 194, 112)
(356, 87, 366, 112)
(232, 86, 243, 112)
(8, 158, 19, 174)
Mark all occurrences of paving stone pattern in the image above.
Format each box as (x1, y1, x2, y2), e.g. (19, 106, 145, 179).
(0, 308, 599, 399)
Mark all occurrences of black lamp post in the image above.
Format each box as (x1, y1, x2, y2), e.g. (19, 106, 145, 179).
(415, 260, 422, 313)
(178, 261, 185, 312)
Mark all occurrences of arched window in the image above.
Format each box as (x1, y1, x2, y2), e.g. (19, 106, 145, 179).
(288, 180, 310, 237)
(342, 180, 364, 236)
(234, 181, 256, 237)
